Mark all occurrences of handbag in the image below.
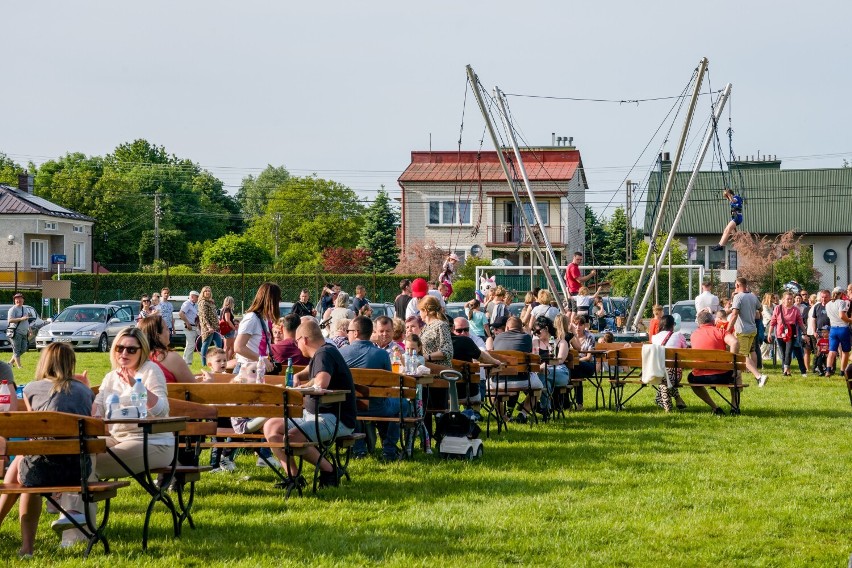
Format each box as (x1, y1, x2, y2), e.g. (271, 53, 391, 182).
(5, 322, 17, 339)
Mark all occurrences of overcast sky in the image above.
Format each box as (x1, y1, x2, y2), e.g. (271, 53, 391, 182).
(4, 1, 851, 224)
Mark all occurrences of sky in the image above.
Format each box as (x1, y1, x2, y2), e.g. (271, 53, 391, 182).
(4, 1, 852, 225)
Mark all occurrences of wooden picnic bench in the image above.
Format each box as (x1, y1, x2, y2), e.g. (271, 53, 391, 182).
(349, 368, 420, 459)
(485, 351, 542, 435)
(607, 347, 747, 413)
(0, 411, 130, 558)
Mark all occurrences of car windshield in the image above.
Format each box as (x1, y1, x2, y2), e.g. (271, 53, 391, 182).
(672, 304, 697, 322)
(54, 307, 107, 323)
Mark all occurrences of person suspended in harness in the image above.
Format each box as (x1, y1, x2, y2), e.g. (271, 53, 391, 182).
(711, 188, 742, 251)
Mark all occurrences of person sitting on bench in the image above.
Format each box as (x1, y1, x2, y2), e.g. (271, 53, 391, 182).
(687, 311, 741, 416)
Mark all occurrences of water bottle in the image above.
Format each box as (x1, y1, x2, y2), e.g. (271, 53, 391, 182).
(106, 393, 120, 419)
(0, 380, 11, 412)
(285, 358, 294, 387)
(132, 377, 147, 418)
(256, 357, 266, 384)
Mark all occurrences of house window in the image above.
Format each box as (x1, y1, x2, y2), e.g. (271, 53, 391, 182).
(30, 240, 48, 268)
(73, 242, 85, 269)
(73, 225, 84, 234)
(522, 201, 549, 225)
(427, 200, 471, 226)
(43, 221, 57, 230)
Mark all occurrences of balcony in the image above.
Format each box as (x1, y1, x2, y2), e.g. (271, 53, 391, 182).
(485, 224, 564, 247)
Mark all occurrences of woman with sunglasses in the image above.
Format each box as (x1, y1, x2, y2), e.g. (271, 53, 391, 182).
(138, 296, 151, 321)
(532, 316, 567, 415)
(138, 314, 197, 383)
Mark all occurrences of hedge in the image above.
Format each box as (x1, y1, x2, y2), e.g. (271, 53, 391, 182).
(59, 273, 425, 312)
(0, 289, 43, 307)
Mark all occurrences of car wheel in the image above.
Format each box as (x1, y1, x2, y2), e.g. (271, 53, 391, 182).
(98, 334, 109, 352)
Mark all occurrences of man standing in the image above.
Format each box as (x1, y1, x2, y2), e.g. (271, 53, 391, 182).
(688, 311, 741, 415)
(154, 287, 175, 335)
(352, 285, 370, 314)
(726, 277, 767, 387)
(340, 316, 403, 461)
(406, 278, 429, 319)
(394, 280, 412, 320)
(695, 281, 720, 315)
(7, 293, 29, 368)
(292, 289, 316, 318)
(179, 291, 200, 365)
(263, 320, 357, 488)
(565, 251, 596, 295)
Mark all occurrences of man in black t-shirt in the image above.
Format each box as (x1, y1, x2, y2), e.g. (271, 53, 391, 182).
(351, 285, 370, 314)
(394, 279, 412, 320)
(263, 320, 356, 488)
(292, 289, 316, 318)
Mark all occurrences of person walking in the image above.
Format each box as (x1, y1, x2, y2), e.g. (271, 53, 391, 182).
(6, 293, 29, 368)
(179, 291, 200, 366)
(197, 286, 222, 367)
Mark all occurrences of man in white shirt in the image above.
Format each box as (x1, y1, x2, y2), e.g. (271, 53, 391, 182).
(695, 281, 720, 316)
(180, 291, 200, 365)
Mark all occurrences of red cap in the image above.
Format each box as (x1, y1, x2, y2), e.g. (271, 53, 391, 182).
(411, 278, 428, 298)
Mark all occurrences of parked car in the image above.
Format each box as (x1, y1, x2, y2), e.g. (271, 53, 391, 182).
(279, 302, 294, 316)
(663, 300, 698, 342)
(445, 302, 468, 320)
(0, 304, 46, 350)
(369, 303, 395, 319)
(36, 304, 136, 351)
(109, 299, 142, 318)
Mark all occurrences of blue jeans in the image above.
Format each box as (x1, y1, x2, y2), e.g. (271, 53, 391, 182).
(541, 364, 569, 409)
(200, 332, 224, 366)
(354, 397, 409, 458)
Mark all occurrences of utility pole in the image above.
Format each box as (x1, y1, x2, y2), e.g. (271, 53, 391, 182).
(154, 191, 161, 261)
(273, 212, 282, 262)
(625, 179, 633, 263)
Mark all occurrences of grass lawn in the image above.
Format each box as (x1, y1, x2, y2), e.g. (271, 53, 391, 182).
(3, 351, 852, 566)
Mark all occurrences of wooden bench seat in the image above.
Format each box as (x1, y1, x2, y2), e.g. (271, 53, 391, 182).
(350, 369, 420, 459)
(0, 411, 130, 557)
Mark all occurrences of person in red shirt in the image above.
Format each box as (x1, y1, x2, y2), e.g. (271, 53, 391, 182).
(565, 251, 596, 295)
(271, 314, 310, 366)
(687, 311, 741, 415)
(647, 305, 663, 337)
(814, 326, 830, 375)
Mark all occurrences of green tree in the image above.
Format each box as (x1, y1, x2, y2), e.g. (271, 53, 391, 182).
(0, 152, 25, 186)
(138, 230, 189, 265)
(584, 205, 606, 266)
(247, 175, 365, 272)
(236, 165, 290, 220)
(765, 246, 821, 295)
(357, 188, 399, 272)
(608, 234, 689, 313)
(200, 234, 272, 270)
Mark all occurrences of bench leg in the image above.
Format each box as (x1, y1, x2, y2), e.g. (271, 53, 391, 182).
(46, 493, 113, 558)
(172, 474, 197, 531)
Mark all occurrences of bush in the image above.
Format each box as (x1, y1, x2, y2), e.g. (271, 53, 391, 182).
(449, 279, 476, 302)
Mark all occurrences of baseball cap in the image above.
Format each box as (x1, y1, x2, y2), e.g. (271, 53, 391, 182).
(411, 278, 428, 298)
(189, 290, 200, 296)
(13, 292, 23, 299)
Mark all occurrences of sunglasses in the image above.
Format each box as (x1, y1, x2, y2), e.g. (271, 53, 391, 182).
(116, 344, 140, 355)
(454, 328, 469, 333)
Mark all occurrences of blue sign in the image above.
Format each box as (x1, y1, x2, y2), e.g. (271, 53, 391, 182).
(51, 254, 67, 265)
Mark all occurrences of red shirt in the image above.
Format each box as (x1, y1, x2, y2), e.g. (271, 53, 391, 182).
(566, 263, 581, 294)
(689, 324, 729, 376)
(817, 337, 829, 354)
(648, 318, 660, 337)
(271, 338, 310, 366)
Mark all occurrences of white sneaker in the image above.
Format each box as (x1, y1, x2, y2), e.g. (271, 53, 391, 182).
(801, 373, 807, 377)
(256, 456, 280, 468)
(51, 512, 86, 534)
(211, 456, 236, 473)
(757, 374, 768, 388)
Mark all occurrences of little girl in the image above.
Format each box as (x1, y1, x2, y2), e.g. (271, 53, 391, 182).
(404, 333, 431, 455)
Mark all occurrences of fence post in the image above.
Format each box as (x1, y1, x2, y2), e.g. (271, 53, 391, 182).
(14, 261, 18, 292)
(94, 267, 100, 303)
(241, 262, 245, 309)
(372, 271, 377, 302)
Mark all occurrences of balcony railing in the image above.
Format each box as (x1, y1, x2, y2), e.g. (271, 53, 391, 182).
(485, 224, 564, 246)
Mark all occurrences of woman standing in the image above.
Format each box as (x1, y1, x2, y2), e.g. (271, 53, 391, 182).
(138, 295, 152, 321)
(219, 296, 237, 361)
(234, 282, 281, 374)
(0, 343, 93, 557)
(770, 291, 807, 376)
(197, 286, 222, 367)
(760, 293, 776, 362)
(322, 292, 354, 338)
(138, 314, 197, 383)
(419, 295, 453, 443)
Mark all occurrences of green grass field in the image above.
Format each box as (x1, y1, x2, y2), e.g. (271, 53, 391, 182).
(3, 351, 852, 566)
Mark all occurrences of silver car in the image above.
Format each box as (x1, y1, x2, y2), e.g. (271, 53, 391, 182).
(36, 304, 136, 352)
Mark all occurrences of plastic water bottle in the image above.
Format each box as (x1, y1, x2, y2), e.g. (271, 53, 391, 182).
(0, 380, 11, 412)
(256, 357, 266, 384)
(132, 377, 147, 418)
(106, 393, 120, 419)
(285, 358, 294, 387)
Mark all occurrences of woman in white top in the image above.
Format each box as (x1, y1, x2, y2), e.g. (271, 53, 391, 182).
(650, 314, 688, 411)
(235, 282, 281, 373)
(573, 286, 593, 316)
(322, 292, 354, 338)
(530, 289, 559, 322)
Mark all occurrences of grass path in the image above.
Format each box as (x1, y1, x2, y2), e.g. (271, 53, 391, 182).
(3, 353, 852, 566)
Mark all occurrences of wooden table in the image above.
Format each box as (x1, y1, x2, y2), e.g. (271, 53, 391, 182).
(104, 416, 187, 550)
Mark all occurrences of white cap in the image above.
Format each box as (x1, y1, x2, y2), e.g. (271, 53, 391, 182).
(189, 290, 200, 296)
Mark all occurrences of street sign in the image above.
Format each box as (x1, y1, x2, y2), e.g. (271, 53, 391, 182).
(51, 254, 67, 265)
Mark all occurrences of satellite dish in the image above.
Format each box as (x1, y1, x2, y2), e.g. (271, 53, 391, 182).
(470, 244, 483, 257)
(491, 258, 513, 267)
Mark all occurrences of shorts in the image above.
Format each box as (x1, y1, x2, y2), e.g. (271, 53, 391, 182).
(287, 411, 353, 443)
(732, 213, 743, 226)
(828, 326, 851, 353)
(735, 331, 756, 358)
(687, 370, 735, 385)
(223, 330, 236, 339)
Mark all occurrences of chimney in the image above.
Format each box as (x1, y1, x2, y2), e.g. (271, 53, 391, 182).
(18, 173, 34, 195)
(552, 132, 556, 146)
(568, 136, 574, 147)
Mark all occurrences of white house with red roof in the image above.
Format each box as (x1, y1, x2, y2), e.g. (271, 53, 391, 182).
(397, 146, 587, 266)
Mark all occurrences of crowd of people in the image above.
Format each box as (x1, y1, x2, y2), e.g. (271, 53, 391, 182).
(3, 267, 852, 556)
